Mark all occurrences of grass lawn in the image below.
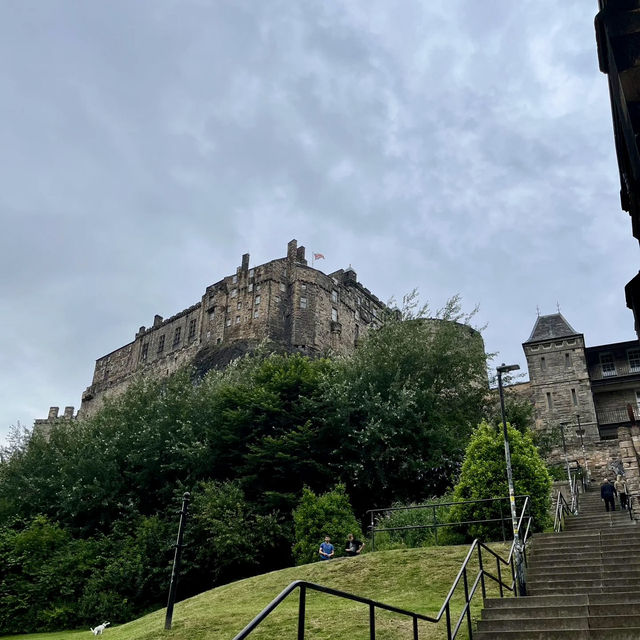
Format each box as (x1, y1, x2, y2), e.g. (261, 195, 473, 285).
(1, 543, 512, 640)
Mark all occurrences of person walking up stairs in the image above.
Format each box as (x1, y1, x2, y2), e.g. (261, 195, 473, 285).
(476, 488, 640, 639)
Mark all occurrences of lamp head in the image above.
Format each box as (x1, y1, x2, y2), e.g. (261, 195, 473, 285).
(497, 363, 520, 374)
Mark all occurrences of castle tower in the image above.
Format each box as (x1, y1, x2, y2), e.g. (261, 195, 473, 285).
(522, 313, 599, 446)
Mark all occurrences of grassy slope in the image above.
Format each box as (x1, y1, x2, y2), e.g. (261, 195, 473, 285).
(2, 544, 511, 640)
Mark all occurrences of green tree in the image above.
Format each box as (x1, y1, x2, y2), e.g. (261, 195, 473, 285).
(449, 421, 551, 541)
(324, 294, 488, 512)
(292, 485, 362, 565)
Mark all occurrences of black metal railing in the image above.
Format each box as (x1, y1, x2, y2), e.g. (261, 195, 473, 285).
(232, 497, 532, 640)
(366, 495, 530, 550)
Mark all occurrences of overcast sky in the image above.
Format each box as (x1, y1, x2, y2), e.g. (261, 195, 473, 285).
(1, 1, 637, 444)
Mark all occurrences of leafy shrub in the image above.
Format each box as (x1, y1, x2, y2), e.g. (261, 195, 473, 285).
(449, 421, 551, 541)
(292, 485, 361, 565)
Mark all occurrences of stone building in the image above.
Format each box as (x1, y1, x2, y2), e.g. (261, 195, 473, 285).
(523, 312, 640, 477)
(56, 239, 387, 419)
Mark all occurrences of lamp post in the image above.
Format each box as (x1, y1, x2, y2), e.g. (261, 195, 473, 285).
(575, 413, 589, 487)
(496, 363, 526, 596)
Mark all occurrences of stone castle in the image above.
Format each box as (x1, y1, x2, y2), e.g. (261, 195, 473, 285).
(37, 239, 387, 426)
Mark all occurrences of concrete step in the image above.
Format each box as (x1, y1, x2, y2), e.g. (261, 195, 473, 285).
(529, 550, 637, 563)
(477, 616, 587, 632)
(476, 629, 640, 639)
(527, 568, 640, 580)
(483, 593, 640, 608)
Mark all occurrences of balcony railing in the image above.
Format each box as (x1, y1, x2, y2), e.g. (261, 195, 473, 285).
(589, 362, 640, 381)
(596, 407, 635, 426)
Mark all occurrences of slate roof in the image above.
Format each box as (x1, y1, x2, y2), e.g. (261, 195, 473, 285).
(524, 313, 580, 344)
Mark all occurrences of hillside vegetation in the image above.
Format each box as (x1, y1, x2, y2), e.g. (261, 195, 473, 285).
(0, 545, 510, 640)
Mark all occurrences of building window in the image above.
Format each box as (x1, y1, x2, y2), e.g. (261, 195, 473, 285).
(248, 283, 253, 292)
(254, 310, 259, 319)
(301, 283, 307, 292)
(226, 318, 231, 327)
(331, 308, 338, 322)
(546, 392, 553, 410)
(235, 315, 241, 324)
(331, 290, 338, 303)
(275, 295, 281, 303)
(237, 302, 242, 310)
(216, 337, 221, 344)
(256, 284, 261, 292)
(629, 349, 640, 372)
(255, 295, 261, 306)
(188, 318, 197, 341)
(541, 356, 546, 371)
(173, 326, 182, 348)
(157, 335, 165, 354)
(600, 353, 616, 377)
(231, 288, 237, 298)
(279, 282, 286, 292)
(571, 388, 578, 406)
(300, 297, 307, 309)
(249, 269, 254, 279)
(565, 353, 571, 368)
(141, 343, 149, 361)
(355, 309, 360, 320)
(232, 274, 238, 284)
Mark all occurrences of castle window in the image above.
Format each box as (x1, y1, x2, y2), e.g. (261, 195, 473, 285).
(279, 282, 286, 292)
(256, 284, 261, 292)
(331, 307, 338, 322)
(629, 349, 640, 372)
(248, 283, 253, 292)
(188, 318, 197, 341)
(232, 274, 238, 284)
(157, 335, 165, 354)
(331, 290, 338, 303)
(541, 356, 546, 371)
(254, 310, 259, 319)
(571, 388, 578, 406)
(546, 392, 553, 410)
(255, 295, 261, 306)
(237, 302, 242, 310)
(217, 337, 222, 344)
(275, 295, 281, 303)
(300, 297, 307, 309)
(236, 315, 241, 324)
(226, 318, 231, 327)
(600, 353, 616, 377)
(565, 353, 571, 368)
(301, 283, 307, 292)
(231, 288, 238, 298)
(141, 343, 149, 362)
(249, 269, 254, 279)
(173, 326, 182, 348)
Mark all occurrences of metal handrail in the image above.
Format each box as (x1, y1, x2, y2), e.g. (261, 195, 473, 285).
(232, 497, 533, 640)
(367, 495, 530, 548)
(553, 489, 573, 533)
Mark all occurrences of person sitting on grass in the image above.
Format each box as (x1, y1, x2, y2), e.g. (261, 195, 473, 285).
(319, 535, 334, 561)
(345, 533, 365, 557)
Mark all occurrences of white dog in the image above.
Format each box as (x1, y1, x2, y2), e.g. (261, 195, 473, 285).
(90, 622, 110, 635)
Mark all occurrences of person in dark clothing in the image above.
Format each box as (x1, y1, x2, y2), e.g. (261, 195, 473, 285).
(345, 533, 365, 557)
(601, 478, 617, 512)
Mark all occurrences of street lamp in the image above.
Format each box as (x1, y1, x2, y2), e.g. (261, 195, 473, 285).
(496, 362, 526, 596)
(575, 413, 589, 486)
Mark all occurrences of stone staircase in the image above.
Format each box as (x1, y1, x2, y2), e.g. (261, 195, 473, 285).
(475, 490, 640, 639)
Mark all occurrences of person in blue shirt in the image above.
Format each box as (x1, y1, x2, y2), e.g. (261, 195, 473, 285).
(319, 536, 334, 560)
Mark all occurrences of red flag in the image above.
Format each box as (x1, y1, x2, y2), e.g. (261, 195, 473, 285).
(313, 253, 325, 260)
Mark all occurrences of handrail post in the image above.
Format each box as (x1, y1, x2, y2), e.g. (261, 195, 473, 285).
(462, 569, 472, 638)
(412, 616, 418, 640)
(445, 602, 452, 639)
(432, 505, 438, 546)
(369, 604, 376, 640)
(499, 500, 506, 542)
(297, 585, 306, 640)
(497, 557, 503, 598)
(478, 545, 486, 600)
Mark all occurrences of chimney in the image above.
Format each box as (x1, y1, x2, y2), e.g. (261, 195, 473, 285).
(296, 245, 307, 265)
(241, 253, 250, 272)
(48, 407, 59, 420)
(153, 314, 163, 328)
(287, 239, 298, 262)
(64, 406, 74, 419)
